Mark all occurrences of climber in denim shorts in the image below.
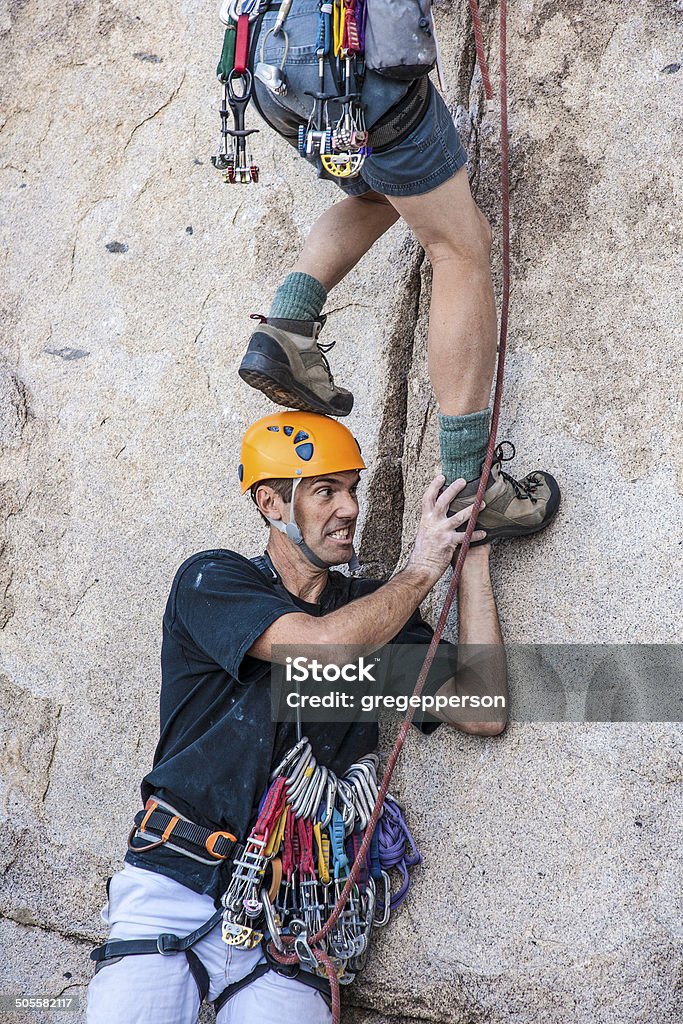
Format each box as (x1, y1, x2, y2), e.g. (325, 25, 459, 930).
(240, 0, 561, 546)
(251, 5, 468, 200)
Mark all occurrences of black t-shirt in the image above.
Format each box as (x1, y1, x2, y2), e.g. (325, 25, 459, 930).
(125, 549, 451, 901)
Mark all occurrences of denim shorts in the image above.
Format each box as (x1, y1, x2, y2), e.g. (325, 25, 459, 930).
(338, 83, 468, 198)
(252, 4, 468, 199)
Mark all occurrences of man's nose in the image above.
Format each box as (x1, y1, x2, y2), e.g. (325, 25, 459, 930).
(335, 491, 359, 519)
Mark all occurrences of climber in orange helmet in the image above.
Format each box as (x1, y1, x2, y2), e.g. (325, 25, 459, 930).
(87, 411, 507, 1024)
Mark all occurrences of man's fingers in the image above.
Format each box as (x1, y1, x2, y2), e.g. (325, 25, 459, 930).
(434, 476, 466, 513)
(447, 499, 486, 528)
(453, 529, 488, 545)
(423, 474, 446, 510)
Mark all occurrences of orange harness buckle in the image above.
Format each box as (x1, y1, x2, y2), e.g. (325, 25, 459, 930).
(140, 799, 159, 832)
(205, 830, 238, 859)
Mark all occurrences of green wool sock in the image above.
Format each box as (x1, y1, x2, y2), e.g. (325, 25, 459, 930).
(269, 272, 328, 322)
(439, 409, 491, 485)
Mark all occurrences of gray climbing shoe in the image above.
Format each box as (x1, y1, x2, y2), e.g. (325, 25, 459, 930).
(449, 442, 561, 543)
(238, 315, 354, 417)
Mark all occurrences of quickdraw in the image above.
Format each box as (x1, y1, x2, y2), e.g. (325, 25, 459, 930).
(219, 737, 420, 985)
(220, 775, 288, 947)
(298, 0, 369, 178)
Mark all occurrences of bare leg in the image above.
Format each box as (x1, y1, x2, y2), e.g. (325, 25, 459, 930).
(387, 167, 497, 416)
(294, 192, 399, 291)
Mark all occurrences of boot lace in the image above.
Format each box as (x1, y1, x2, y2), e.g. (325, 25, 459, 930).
(250, 313, 336, 384)
(495, 441, 542, 503)
(316, 338, 337, 384)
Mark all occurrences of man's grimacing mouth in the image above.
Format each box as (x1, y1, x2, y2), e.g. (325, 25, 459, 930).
(327, 526, 354, 541)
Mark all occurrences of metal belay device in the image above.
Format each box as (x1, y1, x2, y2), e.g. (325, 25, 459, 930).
(220, 735, 420, 983)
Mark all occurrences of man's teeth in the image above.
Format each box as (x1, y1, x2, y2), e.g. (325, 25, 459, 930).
(330, 529, 350, 540)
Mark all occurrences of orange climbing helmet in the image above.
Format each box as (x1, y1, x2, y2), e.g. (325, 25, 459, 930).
(239, 412, 365, 494)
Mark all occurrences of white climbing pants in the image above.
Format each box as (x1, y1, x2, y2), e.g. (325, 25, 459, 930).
(86, 863, 332, 1024)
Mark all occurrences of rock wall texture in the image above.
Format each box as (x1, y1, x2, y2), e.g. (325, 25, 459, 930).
(1, 1, 681, 1022)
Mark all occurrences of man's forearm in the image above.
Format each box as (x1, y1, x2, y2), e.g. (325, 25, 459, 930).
(249, 474, 484, 665)
(434, 550, 508, 733)
(458, 552, 503, 647)
(250, 564, 437, 664)
(318, 565, 436, 651)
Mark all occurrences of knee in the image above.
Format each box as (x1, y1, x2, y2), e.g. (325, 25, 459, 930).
(477, 209, 493, 253)
(424, 209, 492, 270)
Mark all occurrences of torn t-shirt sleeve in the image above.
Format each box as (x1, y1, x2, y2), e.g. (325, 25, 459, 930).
(171, 552, 302, 681)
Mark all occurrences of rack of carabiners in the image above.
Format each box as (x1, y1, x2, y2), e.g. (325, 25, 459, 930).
(212, 0, 270, 183)
(212, 0, 370, 183)
(221, 736, 419, 982)
(297, 0, 370, 179)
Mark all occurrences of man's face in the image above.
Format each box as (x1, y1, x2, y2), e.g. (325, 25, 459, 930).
(292, 470, 361, 565)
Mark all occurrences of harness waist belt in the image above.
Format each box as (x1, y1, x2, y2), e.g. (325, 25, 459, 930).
(367, 76, 431, 154)
(128, 797, 240, 865)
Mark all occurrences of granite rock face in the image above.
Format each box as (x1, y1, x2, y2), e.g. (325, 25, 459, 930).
(0, 1, 681, 1022)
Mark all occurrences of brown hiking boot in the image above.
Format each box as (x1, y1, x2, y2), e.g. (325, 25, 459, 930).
(238, 315, 354, 417)
(448, 442, 561, 543)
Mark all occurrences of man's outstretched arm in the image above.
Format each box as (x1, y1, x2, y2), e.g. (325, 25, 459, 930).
(247, 476, 486, 663)
(433, 545, 508, 736)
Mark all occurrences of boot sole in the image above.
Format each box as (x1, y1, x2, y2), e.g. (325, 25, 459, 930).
(453, 474, 561, 545)
(239, 353, 353, 417)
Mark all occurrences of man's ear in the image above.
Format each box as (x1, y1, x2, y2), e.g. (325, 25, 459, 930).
(255, 484, 285, 522)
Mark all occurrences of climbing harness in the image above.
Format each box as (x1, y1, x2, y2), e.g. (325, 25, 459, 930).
(126, 795, 239, 865)
(210, 0, 448, 184)
(92, 678, 421, 1008)
(212, 0, 272, 182)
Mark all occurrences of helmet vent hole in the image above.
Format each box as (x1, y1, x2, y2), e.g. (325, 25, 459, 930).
(295, 443, 314, 462)
(283, 425, 294, 436)
(293, 430, 309, 443)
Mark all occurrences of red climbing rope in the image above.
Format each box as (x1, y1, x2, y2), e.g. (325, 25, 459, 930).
(468, 0, 494, 100)
(268, 3, 510, 1018)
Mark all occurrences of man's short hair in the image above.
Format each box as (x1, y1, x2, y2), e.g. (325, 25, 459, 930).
(250, 478, 293, 526)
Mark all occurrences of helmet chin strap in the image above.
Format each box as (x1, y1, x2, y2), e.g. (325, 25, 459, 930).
(267, 477, 360, 573)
